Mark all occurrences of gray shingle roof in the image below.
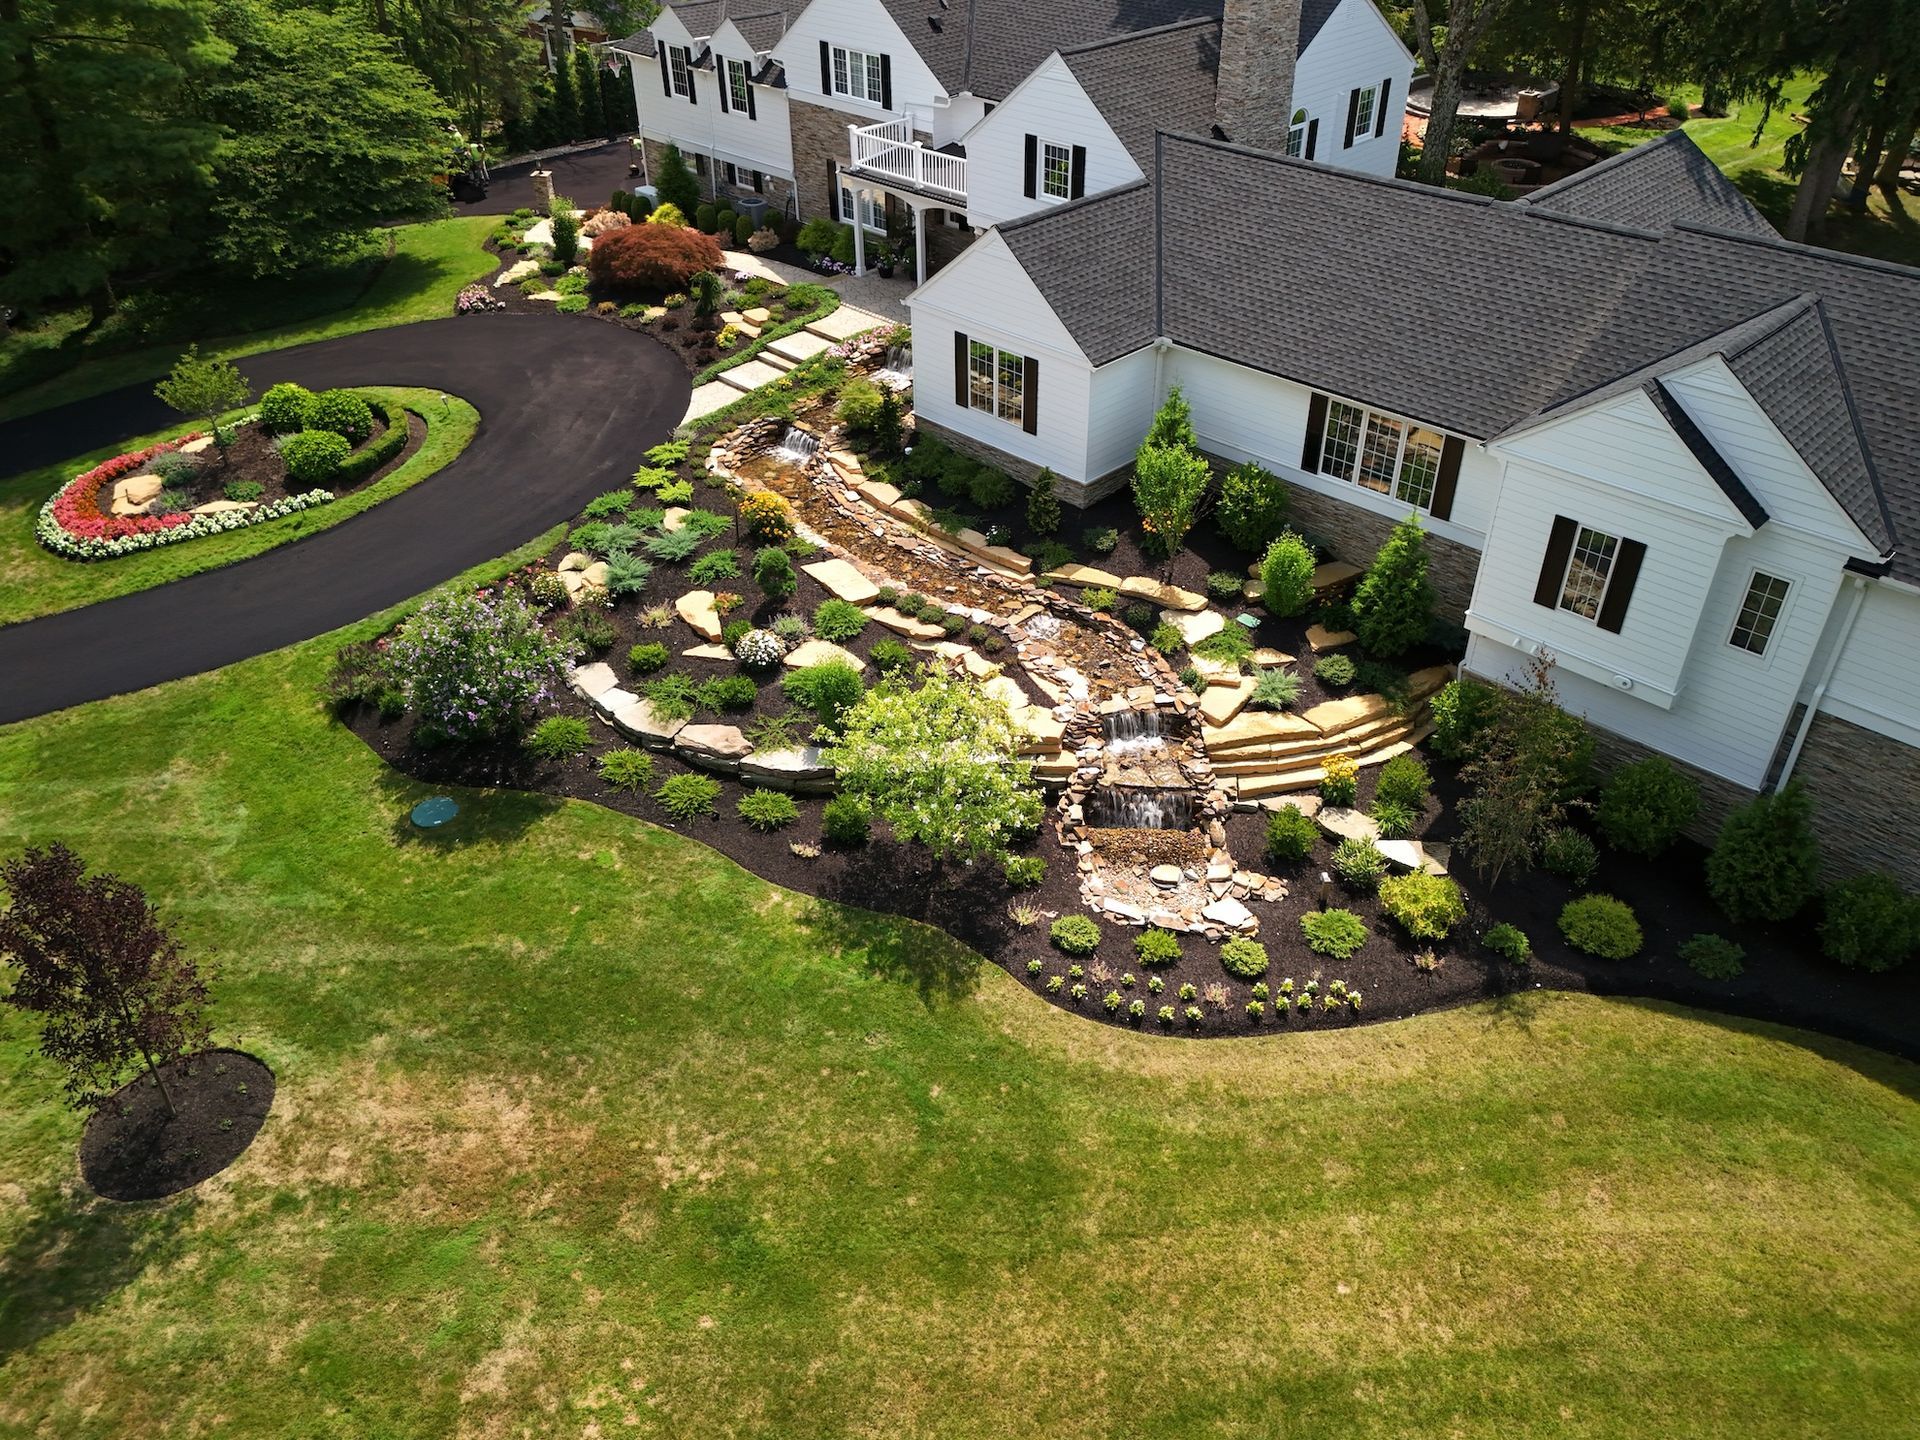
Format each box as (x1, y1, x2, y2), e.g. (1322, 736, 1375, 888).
(1520, 129, 1776, 238)
(613, 0, 790, 59)
(1060, 19, 1220, 169)
(1298, 0, 1341, 50)
(1001, 131, 1916, 574)
(733, 9, 790, 51)
(998, 182, 1157, 363)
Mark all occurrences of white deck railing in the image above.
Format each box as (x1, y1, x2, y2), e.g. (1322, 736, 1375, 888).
(847, 117, 967, 201)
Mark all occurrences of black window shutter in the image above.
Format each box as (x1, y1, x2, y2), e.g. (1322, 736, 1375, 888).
(752, 170, 764, 193)
(746, 75, 757, 119)
(685, 52, 696, 104)
(954, 332, 969, 408)
(1534, 516, 1578, 609)
(1596, 539, 1646, 633)
(819, 39, 831, 93)
(1301, 393, 1328, 472)
(1430, 435, 1464, 520)
(880, 55, 892, 111)
(1306, 119, 1318, 159)
(1344, 89, 1359, 148)
(718, 57, 729, 112)
(829, 166, 841, 219)
(1375, 78, 1392, 138)
(659, 45, 671, 97)
(1070, 145, 1086, 199)
(1023, 356, 1039, 435)
(1023, 135, 1037, 199)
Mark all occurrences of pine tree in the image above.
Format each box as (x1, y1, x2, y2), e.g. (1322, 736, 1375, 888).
(1144, 385, 1197, 450)
(574, 47, 607, 137)
(656, 143, 701, 216)
(601, 57, 637, 132)
(1350, 513, 1435, 656)
(551, 41, 581, 140)
(1026, 470, 1062, 536)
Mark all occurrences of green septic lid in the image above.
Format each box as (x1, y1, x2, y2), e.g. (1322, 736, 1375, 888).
(410, 796, 460, 829)
(1234, 612, 1261, 630)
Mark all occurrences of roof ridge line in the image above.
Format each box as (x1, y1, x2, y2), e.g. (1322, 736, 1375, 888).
(1519, 127, 1693, 203)
(1672, 218, 1920, 281)
(1057, 14, 1220, 58)
(1803, 298, 1898, 551)
(1715, 292, 1821, 362)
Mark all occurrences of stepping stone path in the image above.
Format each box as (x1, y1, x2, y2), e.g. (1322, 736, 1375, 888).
(682, 644, 734, 660)
(496, 259, 541, 286)
(801, 557, 880, 604)
(1160, 608, 1225, 646)
(1316, 806, 1380, 844)
(783, 638, 865, 670)
(1199, 677, 1256, 727)
(767, 331, 834, 365)
(1045, 563, 1124, 588)
(1118, 575, 1207, 612)
(675, 590, 722, 640)
(1311, 560, 1363, 594)
(1306, 623, 1356, 651)
(718, 358, 787, 393)
(661, 507, 690, 532)
(866, 605, 945, 639)
(568, 662, 619, 701)
(1252, 647, 1294, 667)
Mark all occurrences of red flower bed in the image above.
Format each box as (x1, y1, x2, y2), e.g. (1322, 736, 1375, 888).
(49, 438, 201, 542)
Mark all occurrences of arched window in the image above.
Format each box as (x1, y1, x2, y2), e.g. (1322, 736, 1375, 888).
(1285, 109, 1309, 158)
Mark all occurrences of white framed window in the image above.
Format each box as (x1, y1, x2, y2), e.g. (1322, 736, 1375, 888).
(1318, 399, 1444, 510)
(838, 184, 885, 232)
(668, 44, 692, 98)
(1285, 109, 1308, 157)
(1040, 140, 1073, 200)
(1729, 571, 1791, 655)
(831, 45, 884, 103)
(968, 339, 1025, 427)
(727, 57, 750, 111)
(1558, 525, 1620, 621)
(1353, 85, 1377, 138)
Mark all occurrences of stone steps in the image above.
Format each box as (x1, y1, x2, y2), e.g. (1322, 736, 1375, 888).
(767, 330, 835, 366)
(1209, 714, 1424, 775)
(1231, 724, 1436, 798)
(716, 357, 788, 393)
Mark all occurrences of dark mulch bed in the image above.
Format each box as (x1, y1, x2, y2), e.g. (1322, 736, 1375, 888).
(125, 408, 423, 512)
(79, 1049, 275, 1201)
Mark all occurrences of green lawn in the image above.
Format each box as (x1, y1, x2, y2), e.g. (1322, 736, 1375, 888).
(0, 554, 1915, 1438)
(1581, 76, 1920, 267)
(0, 216, 500, 424)
(0, 387, 479, 627)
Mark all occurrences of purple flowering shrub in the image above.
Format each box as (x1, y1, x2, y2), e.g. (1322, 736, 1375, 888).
(388, 588, 571, 742)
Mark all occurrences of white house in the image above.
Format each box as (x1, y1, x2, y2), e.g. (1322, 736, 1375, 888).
(906, 129, 1920, 883)
(616, 0, 1411, 275)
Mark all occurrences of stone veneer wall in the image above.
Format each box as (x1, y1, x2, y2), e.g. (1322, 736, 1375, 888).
(786, 98, 851, 221)
(1282, 484, 1480, 623)
(1790, 712, 1920, 888)
(1571, 716, 1760, 851)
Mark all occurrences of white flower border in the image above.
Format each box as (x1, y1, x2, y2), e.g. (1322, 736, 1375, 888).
(38, 487, 337, 561)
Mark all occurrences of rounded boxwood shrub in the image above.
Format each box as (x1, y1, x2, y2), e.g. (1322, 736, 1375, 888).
(524, 715, 591, 759)
(1596, 757, 1700, 858)
(1002, 854, 1045, 889)
(1219, 937, 1269, 978)
(280, 429, 351, 485)
(1706, 781, 1821, 923)
(1133, 928, 1181, 966)
(1679, 932, 1745, 980)
(1313, 652, 1357, 687)
(306, 389, 375, 444)
(1264, 805, 1318, 865)
(1378, 871, 1466, 940)
(1818, 872, 1920, 972)
(1558, 894, 1643, 959)
(821, 793, 870, 846)
(1259, 532, 1316, 617)
(1302, 908, 1368, 960)
(628, 641, 670, 674)
(1482, 922, 1531, 964)
(1050, 914, 1102, 955)
(258, 381, 314, 433)
(1331, 835, 1388, 890)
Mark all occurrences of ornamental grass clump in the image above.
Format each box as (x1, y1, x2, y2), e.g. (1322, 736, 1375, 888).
(388, 588, 570, 743)
(1332, 835, 1388, 890)
(598, 749, 653, 792)
(737, 789, 800, 831)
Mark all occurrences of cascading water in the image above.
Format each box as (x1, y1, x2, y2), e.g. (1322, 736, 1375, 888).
(875, 342, 913, 388)
(770, 426, 820, 464)
(1084, 787, 1193, 831)
(1102, 708, 1169, 744)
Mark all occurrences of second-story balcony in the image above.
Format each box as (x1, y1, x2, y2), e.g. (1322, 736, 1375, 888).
(847, 116, 967, 204)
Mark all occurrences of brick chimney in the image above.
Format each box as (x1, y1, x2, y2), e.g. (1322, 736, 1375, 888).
(1215, 0, 1302, 153)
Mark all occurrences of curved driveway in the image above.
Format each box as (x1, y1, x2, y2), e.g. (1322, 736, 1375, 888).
(0, 314, 689, 724)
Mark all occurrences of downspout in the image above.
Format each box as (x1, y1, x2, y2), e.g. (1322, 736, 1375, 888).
(1774, 572, 1869, 791)
(1151, 335, 1172, 405)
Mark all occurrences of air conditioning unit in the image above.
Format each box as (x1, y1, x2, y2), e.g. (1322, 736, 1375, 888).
(735, 196, 769, 229)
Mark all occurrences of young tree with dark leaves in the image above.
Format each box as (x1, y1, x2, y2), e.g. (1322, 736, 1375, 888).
(0, 843, 212, 1116)
(1455, 655, 1595, 889)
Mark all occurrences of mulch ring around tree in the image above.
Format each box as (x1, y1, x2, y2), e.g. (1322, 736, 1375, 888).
(79, 1048, 275, 1202)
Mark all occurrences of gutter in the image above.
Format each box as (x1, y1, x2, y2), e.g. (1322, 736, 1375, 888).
(1151, 335, 1172, 404)
(1774, 572, 1869, 791)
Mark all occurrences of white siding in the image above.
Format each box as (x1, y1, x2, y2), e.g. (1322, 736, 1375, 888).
(958, 55, 1143, 228)
(770, 0, 947, 124)
(931, 94, 989, 150)
(631, 17, 796, 184)
(1292, 0, 1413, 179)
(1162, 349, 1497, 548)
(907, 231, 1094, 480)
(1823, 581, 1920, 747)
(1086, 345, 1159, 480)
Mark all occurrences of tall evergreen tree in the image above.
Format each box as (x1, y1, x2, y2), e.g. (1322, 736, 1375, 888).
(1350, 513, 1436, 656)
(573, 44, 606, 137)
(601, 53, 637, 132)
(550, 35, 581, 139)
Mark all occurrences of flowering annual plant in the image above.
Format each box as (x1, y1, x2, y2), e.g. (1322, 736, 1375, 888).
(386, 587, 571, 743)
(455, 284, 505, 315)
(35, 436, 338, 561)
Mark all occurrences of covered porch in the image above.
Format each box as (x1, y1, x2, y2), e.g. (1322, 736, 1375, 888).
(838, 115, 975, 284)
